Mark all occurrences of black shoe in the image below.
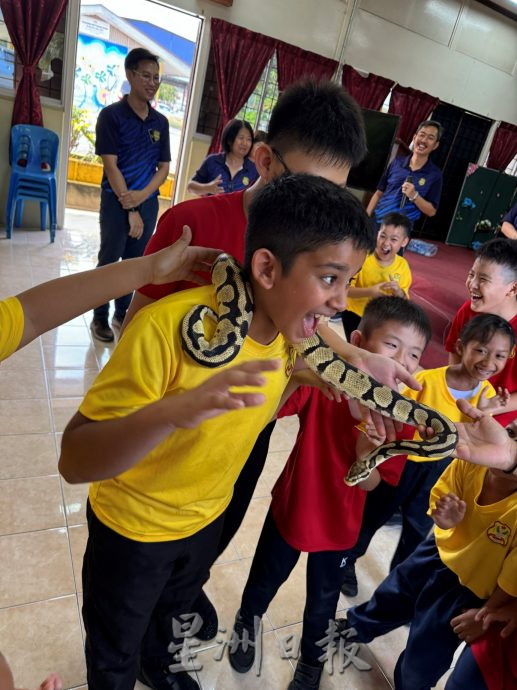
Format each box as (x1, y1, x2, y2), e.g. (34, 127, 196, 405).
(90, 318, 114, 342)
(192, 589, 218, 641)
(287, 658, 323, 690)
(340, 562, 358, 597)
(228, 609, 257, 673)
(137, 663, 199, 690)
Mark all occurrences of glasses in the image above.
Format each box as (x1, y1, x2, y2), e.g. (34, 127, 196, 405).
(132, 70, 161, 86)
(271, 147, 292, 175)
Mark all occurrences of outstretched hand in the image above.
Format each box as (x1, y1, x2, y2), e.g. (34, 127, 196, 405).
(149, 226, 221, 286)
(475, 599, 517, 638)
(454, 399, 517, 471)
(167, 358, 281, 429)
(351, 349, 421, 441)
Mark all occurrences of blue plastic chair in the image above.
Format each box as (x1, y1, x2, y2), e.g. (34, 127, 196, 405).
(6, 124, 59, 242)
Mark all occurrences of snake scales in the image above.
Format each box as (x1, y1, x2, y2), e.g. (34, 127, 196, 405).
(181, 254, 458, 485)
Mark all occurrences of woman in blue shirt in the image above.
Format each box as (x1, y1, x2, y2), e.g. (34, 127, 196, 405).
(187, 119, 258, 196)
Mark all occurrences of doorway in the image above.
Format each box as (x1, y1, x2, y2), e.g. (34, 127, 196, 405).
(66, 0, 202, 218)
(417, 103, 493, 243)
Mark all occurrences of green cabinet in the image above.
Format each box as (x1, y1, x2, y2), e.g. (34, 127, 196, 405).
(446, 164, 517, 247)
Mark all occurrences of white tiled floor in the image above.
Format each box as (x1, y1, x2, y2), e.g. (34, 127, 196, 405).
(0, 215, 452, 689)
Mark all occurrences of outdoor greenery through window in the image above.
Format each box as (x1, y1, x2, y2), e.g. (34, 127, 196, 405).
(236, 53, 278, 133)
(0, 8, 66, 101)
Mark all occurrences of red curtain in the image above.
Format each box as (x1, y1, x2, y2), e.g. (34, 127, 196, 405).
(388, 85, 439, 145)
(1, 0, 68, 126)
(486, 122, 517, 171)
(341, 65, 394, 110)
(276, 42, 337, 91)
(209, 19, 277, 153)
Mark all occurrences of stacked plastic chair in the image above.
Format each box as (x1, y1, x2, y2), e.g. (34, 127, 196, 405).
(6, 124, 59, 242)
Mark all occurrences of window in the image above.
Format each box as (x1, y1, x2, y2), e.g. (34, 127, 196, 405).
(236, 53, 278, 133)
(0, 7, 66, 102)
(197, 50, 278, 137)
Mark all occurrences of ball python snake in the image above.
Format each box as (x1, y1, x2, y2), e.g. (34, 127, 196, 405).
(181, 254, 458, 486)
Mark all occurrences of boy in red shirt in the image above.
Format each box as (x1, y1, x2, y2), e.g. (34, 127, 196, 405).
(445, 238, 517, 428)
(228, 296, 432, 690)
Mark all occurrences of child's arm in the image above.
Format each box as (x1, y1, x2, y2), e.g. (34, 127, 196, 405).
(451, 588, 515, 644)
(430, 492, 466, 529)
(477, 387, 511, 414)
(476, 597, 517, 638)
(59, 359, 279, 484)
(354, 431, 382, 491)
(16, 227, 218, 350)
(347, 284, 392, 301)
(453, 399, 517, 472)
(0, 652, 62, 690)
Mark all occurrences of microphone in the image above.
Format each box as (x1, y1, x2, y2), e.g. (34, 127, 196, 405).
(400, 174, 414, 209)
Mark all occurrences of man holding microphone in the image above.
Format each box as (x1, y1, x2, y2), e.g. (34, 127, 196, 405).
(367, 120, 444, 236)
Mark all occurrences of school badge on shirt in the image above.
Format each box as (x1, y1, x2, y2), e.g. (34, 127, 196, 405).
(487, 520, 511, 546)
(418, 177, 426, 187)
(148, 129, 161, 144)
(242, 176, 250, 186)
(285, 347, 297, 378)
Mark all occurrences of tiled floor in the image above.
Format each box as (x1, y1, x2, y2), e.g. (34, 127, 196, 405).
(0, 214, 453, 689)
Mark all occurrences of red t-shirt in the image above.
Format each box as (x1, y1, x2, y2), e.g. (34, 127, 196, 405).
(445, 300, 517, 427)
(140, 190, 247, 299)
(471, 627, 517, 690)
(272, 387, 408, 552)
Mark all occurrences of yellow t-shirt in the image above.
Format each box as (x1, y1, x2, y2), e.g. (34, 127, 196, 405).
(346, 253, 412, 317)
(430, 460, 517, 599)
(80, 285, 293, 543)
(401, 366, 495, 462)
(0, 296, 24, 362)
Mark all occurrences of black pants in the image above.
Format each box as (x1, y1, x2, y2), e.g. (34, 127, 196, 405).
(94, 190, 158, 321)
(82, 502, 224, 690)
(344, 458, 451, 572)
(347, 536, 483, 690)
(240, 508, 347, 665)
(217, 420, 276, 556)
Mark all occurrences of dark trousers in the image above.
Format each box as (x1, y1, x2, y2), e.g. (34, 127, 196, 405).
(94, 190, 159, 320)
(347, 535, 484, 690)
(444, 646, 487, 690)
(82, 502, 224, 690)
(345, 458, 451, 572)
(240, 508, 347, 665)
(340, 310, 361, 341)
(217, 420, 276, 556)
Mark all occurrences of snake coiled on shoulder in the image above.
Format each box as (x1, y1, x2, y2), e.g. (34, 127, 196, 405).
(181, 254, 458, 485)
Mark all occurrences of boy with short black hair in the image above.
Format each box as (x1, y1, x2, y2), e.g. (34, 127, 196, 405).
(59, 174, 375, 690)
(341, 212, 412, 339)
(445, 237, 517, 428)
(228, 296, 431, 690)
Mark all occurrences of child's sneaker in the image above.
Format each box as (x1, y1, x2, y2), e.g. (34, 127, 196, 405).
(228, 609, 257, 673)
(340, 562, 358, 597)
(287, 658, 323, 689)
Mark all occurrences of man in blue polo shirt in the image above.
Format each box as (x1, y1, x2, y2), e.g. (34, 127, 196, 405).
(367, 120, 443, 236)
(91, 48, 171, 342)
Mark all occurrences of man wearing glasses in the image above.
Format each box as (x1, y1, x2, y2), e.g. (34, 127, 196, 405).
(91, 48, 171, 342)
